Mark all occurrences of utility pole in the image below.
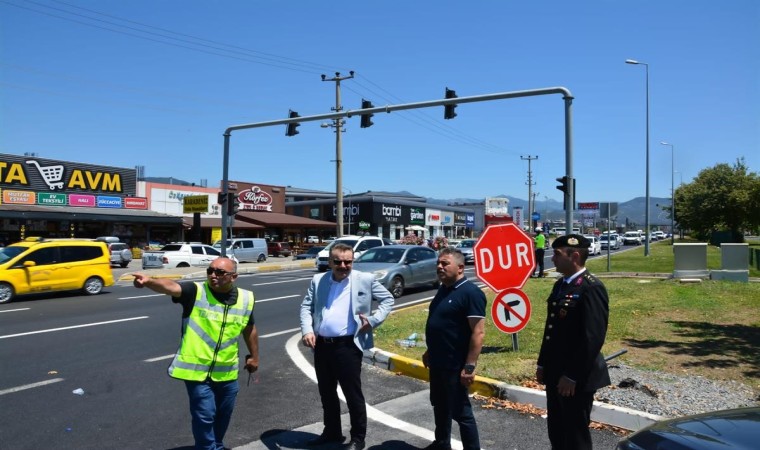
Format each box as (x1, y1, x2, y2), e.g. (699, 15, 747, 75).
(521, 155, 538, 230)
(322, 71, 354, 238)
(532, 191, 539, 229)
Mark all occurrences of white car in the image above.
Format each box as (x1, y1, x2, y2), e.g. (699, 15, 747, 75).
(584, 235, 601, 255)
(622, 231, 643, 245)
(142, 243, 221, 269)
(315, 235, 388, 272)
(599, 233, 620, 250)
(306, 236, 320, 244)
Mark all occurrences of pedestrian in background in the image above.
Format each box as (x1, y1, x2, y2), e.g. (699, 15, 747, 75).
(536, 234, 610, 450)
(133, 257, 259, 450)
(422, 247, 486, 450)
(299, 243, 395, 450)
(534, 227, 546, 277)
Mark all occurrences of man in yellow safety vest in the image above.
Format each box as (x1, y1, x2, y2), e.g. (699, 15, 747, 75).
(133, 257, 258, 450)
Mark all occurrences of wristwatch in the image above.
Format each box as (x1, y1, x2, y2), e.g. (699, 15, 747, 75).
(463, 364, 476, 374)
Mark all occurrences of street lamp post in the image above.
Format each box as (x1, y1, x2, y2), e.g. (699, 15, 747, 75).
(626, 59, 651, 256)
(660, 141, 675, 244)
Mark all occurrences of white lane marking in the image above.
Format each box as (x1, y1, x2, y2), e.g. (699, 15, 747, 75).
(254, 295, 300, 303)
(285, 333, 469, 450)
(144, 327, 302, 362)
(0, 378, 65, 396)
(0, 308, 31, 314)
(250, 278, 312, 286)
(118, 293, 166, 300)
(0, 316, 149, 340)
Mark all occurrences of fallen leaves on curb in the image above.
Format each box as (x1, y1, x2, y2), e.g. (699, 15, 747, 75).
(472, 394, 630, 436)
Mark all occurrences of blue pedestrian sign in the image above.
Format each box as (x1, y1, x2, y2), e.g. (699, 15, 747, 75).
(531, 212, 540, 221)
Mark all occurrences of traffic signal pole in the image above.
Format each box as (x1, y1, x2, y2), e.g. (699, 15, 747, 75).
(219, 87, 575, 252)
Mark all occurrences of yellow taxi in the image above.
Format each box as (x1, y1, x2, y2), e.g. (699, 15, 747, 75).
(0, 237, 114, 304)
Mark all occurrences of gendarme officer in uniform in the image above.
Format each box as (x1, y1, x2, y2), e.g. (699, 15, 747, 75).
(536, 234, 610, 450)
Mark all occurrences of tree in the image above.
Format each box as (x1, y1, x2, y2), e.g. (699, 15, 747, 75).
(676, 158, 760, 240)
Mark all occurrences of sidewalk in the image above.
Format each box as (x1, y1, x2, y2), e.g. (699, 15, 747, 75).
(119, 258, 662, 431)
(117, 257, 315, 281)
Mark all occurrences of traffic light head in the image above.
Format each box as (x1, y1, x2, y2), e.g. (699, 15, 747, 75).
(556, 176, 568, 193)
(227, 192, 241, 216)
(360, 99, 374, 128)
(285, 110, 300, 136)
(444, 87, 458, 119)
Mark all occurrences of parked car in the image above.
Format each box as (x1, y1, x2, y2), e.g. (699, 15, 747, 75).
(622, 231, 643, 245)
(584, 235, 601, 255)
(0, 237, 114, 303)
(352, 245, 439, 298)
(142, 243, 221, 269)
(95, 236, 132, 268)
(267, 241, 292, 257)
(295, 246, 324, 260)
(315, 235, 387, 272)
(616, 406, 760, 449)
(455, 239, 477, 264)
(212, 238, 267, 263)
(306, 236, 320, 243)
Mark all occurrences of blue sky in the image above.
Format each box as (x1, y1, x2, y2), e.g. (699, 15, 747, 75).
(1, 1, 758, 203)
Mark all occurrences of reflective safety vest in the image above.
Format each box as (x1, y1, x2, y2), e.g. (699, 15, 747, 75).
(168, 282, 255, 382)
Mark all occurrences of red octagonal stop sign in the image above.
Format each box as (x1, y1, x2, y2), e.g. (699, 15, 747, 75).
(474, 223, 536, 292)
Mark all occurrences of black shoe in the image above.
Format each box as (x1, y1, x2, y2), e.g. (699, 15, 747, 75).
(307, 433, 345, 446)
(422, 441, 451, 450)
(342, 439, 365, 450)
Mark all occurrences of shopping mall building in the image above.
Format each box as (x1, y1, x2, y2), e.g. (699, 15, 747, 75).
(0, 153, 507, 247)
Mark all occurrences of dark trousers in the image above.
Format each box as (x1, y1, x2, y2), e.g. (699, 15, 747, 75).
(535, 248, 545, 276)
(429, 368, 480, 450)
(545, 385, 595, 450)
(314, 336, 367, 441)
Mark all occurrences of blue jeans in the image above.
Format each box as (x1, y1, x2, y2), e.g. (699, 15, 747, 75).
(184, 379, 239, 450)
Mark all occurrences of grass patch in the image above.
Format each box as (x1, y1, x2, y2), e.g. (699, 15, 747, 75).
(374, 278, 760, 393)
(586, 238, 760, 278)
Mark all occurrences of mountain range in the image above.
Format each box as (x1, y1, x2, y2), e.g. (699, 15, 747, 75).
(427, 195, 673, 228)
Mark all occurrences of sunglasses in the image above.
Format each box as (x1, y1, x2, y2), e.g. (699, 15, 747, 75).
(332, 259, 353, 266)
(206, 267, 234, 277)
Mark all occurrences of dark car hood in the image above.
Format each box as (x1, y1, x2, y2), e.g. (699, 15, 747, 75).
(622, 407, 760, 449)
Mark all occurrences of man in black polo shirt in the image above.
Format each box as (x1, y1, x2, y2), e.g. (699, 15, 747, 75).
(422, 247, 486, 450)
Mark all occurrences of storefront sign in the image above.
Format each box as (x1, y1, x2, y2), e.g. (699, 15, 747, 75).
(441, 211, 454, 226)
(38, 193, 67, 206)
(410, 207, 425, 225)
(238, 186, 273, 212)
(183, 195, 209, 213)
(124, 197, 148, 209)
(2, 189, 36, 204)
(97, 196, 122, 208)
(70, 194, 96, 207)
(454, 212, 467, 226)
(426, 208, 442, 227)
(0, 153, 137, 195)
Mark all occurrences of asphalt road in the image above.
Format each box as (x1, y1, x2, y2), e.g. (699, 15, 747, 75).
(0, 255, 626, 449)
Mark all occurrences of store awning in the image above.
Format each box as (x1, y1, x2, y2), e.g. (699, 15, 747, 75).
(235, 211, 335, 228)
(0, 204, 184, 225)
(182, 217, 264, 229)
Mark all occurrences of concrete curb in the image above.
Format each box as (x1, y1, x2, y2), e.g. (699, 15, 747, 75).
(365, 348, 663, 431)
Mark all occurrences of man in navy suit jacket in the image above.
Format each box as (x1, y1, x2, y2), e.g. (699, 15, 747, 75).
(300, 243, 394, 450)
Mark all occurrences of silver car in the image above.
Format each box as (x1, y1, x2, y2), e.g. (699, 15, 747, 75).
(455, 239, 477, 264)
(352, 245, 439, 298)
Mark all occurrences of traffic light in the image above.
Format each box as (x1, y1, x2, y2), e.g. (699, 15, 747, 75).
(227, 192, 241, 216)
(285, 110, 300, 136)
(360, 99, 374, 128)
(217, 191, 227, 205)
(556, 176, 569, 194)
(444, 87, 458, 119)
(556, 176, 576, 211)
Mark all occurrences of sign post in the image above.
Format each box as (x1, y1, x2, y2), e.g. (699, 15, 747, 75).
(474, 223, 536, 351)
